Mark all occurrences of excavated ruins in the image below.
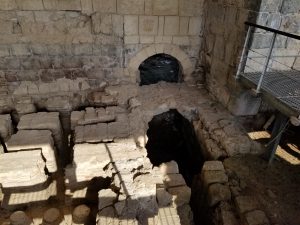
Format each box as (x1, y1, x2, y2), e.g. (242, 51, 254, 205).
(0, 0, 300, 225)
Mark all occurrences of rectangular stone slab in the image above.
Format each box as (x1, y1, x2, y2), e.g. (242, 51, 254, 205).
(0, 150, 47, 188)
(6, 130, 57, 173)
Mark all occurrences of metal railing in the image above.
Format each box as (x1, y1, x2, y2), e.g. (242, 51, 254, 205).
(236, 22, 300, 94)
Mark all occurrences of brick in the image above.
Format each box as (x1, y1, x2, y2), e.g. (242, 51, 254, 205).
(0, 0, 17, 10)
(124, 15, 138, 35)
(15, 0, 44, 10)
(92, 0, 116, 13)
(164, 16, 179, 35)
(117, 0, 144, 15)
(153, 0, 178, 15)
(189, 16, 202, 35)
(139, 16, 158, 35)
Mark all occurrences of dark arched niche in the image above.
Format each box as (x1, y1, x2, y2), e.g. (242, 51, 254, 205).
(138, 54, 182, 86)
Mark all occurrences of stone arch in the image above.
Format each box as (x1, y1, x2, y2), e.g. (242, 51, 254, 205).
(126, 44, 194, 83)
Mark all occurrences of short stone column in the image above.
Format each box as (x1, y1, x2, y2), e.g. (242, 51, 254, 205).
(42, 208, 61, 225)
(72, 204, 90, 224)
(10, 211, 32, 225)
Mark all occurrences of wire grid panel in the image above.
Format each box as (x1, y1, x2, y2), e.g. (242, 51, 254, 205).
(242, 71, 300, 113)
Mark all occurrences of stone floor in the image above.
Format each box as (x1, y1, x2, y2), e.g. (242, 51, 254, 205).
(1, 82, 296, 225)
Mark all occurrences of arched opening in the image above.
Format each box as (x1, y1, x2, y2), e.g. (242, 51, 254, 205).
(138, 54, 182, 86)
(145, 109, 204, 186)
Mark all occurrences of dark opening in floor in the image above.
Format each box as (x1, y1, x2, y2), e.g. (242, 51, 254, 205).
(138, 54, 182, 86)
(145, 109, 204, 186)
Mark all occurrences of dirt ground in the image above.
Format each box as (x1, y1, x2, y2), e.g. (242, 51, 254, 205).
(224, 128, 300, 225)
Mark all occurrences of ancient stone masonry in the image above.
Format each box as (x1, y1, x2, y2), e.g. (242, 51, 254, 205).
(0, 0, 204, 113)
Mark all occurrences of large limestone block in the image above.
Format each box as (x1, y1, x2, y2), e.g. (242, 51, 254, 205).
(18, 112, 63, 151)
(75, 123, 109, 143)
(0, 150, 47, 188)
(6, 130, 57, 173)
(92, 0, 116, 13)
(0, 114, 12, 141)
(139, 16, 158, 35)
(164, 16, 180, 35)
(117, 0, 144, 14)
(65, 143, 111, 184)
(168, 186, 191, 207)
(153, 0, 179, 15)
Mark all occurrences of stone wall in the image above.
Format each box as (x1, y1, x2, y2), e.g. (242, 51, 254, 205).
(0, 0, 204, 113)
(203, 0, 300, 114)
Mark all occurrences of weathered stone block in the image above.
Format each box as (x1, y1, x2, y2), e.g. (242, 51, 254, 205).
(164, 174, 186, 188)
(125, 36, 139, 44)
(202, 170, 228, 186)
(0, 45, 10, 57)
(168, 186, 191, 207)
(173, 36, 189, 45)
(0, 0, 17, 10)
(6, 130, 57, 173)
(189, 16, 202, 35)
(112, 14, 124, 37)
(139, 16, 158, 35)
(11, 44, 31, 56)
(15, 0, 44, 10)
(92, 13, 113, 35)
(235, 196, 259, 214)
(164, 16, 179, 35)
(207, 183, 231, 207)
(117, 0, 144, 14)
(0, 114, 12, 141)
(92, 0, 116, 13)
(124, 15, 139, 35)
(81, 0, 93, 15)
(179, 0, 203, 16)
(156, 186, 172, 206)
(0, 150, 47, 188)
(245, 210, 270, 225)
(140, 36, 154, 44)
(153, 0, 178, 15)
(202, 161, 225, 171)
(98, 189, 117, 210)
(159, 161, 179, 175)
(58, 0, 81, 10)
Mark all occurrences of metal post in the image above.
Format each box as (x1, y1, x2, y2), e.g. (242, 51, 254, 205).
(256, 33, 277, 93)
(265, 112, 288, 165)
(236, 26, 253, 79)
